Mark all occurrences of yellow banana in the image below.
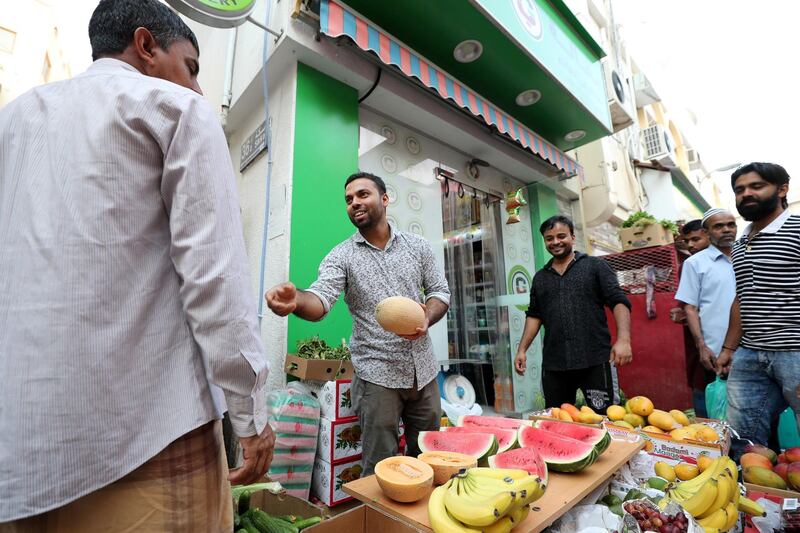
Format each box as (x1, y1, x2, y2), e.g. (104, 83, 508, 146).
(702, 528, 721, 533)
(444, 480, 514, 527)
(483, 516, 514, 533)
(510, 504, 530, 524)
(428, 483, 482, 533)
(738, 495, 766, 517)
(696, 506, 727, 529)
(697, 470, 731, 519)
(672, 478, 718, 517)
(671, 457, 722, 494)
(721, 500, 739, 531)
(468, 467, 530, 481)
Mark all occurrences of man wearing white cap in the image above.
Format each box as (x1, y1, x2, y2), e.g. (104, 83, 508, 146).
(674, 208, 738, 416)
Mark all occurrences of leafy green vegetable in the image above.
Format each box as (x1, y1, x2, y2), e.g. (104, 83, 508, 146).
(621, 211, 678, 235)
(296, 336, 350, 360)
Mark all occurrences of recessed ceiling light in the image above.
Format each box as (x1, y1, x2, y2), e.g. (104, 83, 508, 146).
(515, 89, 541, 106)
(453, 40, 483, 63)
(565, 130, 586, 142)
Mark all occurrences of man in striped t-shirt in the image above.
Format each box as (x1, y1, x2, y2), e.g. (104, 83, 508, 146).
(718, 162, 800, 454)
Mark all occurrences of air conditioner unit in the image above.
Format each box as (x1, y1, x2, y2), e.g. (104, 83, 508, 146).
(603, 61, 635, 132)
(686, 148, 701, 169)
(641, 124, 675, 165)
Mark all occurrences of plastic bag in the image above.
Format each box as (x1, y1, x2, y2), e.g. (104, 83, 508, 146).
(705, 376, 728, 421)
(266, 382, 321, 499)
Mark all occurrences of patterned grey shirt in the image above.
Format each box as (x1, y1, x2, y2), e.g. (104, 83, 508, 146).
(307, 226, 450, 389)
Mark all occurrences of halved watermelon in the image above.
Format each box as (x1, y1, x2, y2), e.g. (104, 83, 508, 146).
(441, 426, 517, 453)
(488, 446, 548, 484)
(517, 426, 597, 472)
(418, 431, 497, 467)
(456, 415, 533, 430)
(535, 419, 611, 455)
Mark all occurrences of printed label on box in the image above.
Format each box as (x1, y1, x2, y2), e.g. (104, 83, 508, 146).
(318, 417, 362, 464)
(307, 380, 354, 420)
(312, 456, 362, 507)
(604, 422, 730, 464)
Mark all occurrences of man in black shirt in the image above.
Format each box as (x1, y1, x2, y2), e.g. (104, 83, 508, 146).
(514, 215, 632, 411)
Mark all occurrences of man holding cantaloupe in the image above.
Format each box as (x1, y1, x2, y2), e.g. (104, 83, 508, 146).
(266, 172, 450, 475)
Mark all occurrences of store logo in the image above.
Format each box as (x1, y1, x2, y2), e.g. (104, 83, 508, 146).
(512, 0, 543, 41)
(165, 0, 256, 28)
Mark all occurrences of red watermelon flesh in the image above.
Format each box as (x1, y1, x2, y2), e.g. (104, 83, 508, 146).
(535, 419, 609, 452)
(517, 426, 598, 473)
(442, 426, 517, 452)
(418, 431, 498, 466)
(457, 415, 532, 430)
(488, 447, 548, 484)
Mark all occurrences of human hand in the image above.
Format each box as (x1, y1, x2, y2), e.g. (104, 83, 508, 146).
(715, 348, 734, 376)
(610, 340, 633, 366)
(514, 352, 527, 375)
(669, 307, 686, 324)
(228, 424, 276, 485)
(698, 344, 716, 371)
(265, 282, 297, 316)
(398, 303, 429, 340)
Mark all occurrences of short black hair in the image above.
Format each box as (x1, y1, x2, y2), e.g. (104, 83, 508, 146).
(345, 172, 387, 195)
(681, 219, 703, 234)
(731, 162, 790, 209)
(539, 215, 574, 236)
(89, 0, 199, 61)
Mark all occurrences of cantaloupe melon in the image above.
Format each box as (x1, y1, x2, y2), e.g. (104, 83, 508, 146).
(375, 296, 425, 335)
(417, 451, 477, 485)
(374, 456, 433, 502)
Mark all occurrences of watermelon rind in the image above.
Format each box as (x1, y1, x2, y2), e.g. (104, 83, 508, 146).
(418, 431, 497, 467)
(441, 426, 518, 453)
(517, 426, 598, 473)
(488, 446, 549, 485)
(535, 419, 610, 456)
(456, 415, 533, 430)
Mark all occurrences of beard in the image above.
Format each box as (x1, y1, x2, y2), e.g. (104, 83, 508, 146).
(737, 190, 781, 221)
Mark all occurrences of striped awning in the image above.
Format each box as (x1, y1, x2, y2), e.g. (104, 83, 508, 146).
(319, 0, 583, 181)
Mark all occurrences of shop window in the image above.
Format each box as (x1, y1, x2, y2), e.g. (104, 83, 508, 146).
(0, 27, 15, 53)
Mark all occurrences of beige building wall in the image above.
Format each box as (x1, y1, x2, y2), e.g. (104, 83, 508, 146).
(0, 0, 71, 108)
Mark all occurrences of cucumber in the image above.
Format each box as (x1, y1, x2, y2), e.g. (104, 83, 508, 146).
(239, 514, 261, 533)
(295, 516, 323, 530)
(238, 489, 252, 516)
(247, 508, 299, 533)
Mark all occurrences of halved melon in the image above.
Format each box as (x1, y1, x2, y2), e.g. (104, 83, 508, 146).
(517, 426, 598, 473)
(374, 456, 433, 502)
(418, 431, 497, 466)
(417, 451, 477, 485)
(441, 425, 517, 453)
(375, 296, 425, 335)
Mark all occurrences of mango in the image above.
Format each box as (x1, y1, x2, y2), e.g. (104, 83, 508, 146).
(788, 462, 800, 491)
(696, 425, 719, 443)
(558, 410, 574, 422)
(654, 461, 676, 481)
(579, 412, 603, 424)
(697, 453, 714, 473)
(607, 405, 626, 421)
(669, 409, 691, 426)
(612, 420, 635, 430)
(648, 410, 680, 431)
(774, 463, 790, 484)
(561, 403, 581, 422)
(741, 453, 774, 470)
(744, 444, 778, 464)
(642, 425, 664, 434)
(647, 476, 670, 490)
(580, 405, 596, 415)
(623, 413, 645, 428)
(674, 463, 700, 480)
(549, 407, 562, 419)
(628, 396, 654, 417)
(743, 466, 787, 489)
(778, 453, 788, 464)
(669, 427, 695, 442)
(624, 400, 632, 413)
(785, 447, 800, 463)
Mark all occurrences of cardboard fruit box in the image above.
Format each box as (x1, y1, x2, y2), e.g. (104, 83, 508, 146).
(619, 223, 674, 251)
(312, 455, 363, 507)
(603, 418, 730, 464)
(306, 379, 355, 420)
(318, 416, 362, 465)
(743, 483, 800, 533)
(285, 354, 354, 381)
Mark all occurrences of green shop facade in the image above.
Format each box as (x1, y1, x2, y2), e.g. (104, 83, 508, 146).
(193, 0, 614, 414)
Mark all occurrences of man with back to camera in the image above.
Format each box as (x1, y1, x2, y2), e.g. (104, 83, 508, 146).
(265, 172, 450, 475)
(0, 1, 274, 529)
(514, 215, 632, 412)
(717, 162, 800, 454)
(674, 209, 737, 417)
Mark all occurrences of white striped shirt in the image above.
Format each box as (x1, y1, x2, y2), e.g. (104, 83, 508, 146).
(0, 59, 269, 521)
(732, 209, 800, 351)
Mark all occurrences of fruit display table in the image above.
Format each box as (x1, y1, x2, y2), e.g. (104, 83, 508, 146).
(343, 439, 644, 532)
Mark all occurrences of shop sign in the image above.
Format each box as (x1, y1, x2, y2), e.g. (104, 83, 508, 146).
(165, 0, 257, 28)
(472, 0, 610, 127)
(240, 120, 267, 171)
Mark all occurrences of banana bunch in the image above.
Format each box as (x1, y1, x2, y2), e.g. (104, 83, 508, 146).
(663, 456, 741, 532)
(427, 467, 545, 533)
